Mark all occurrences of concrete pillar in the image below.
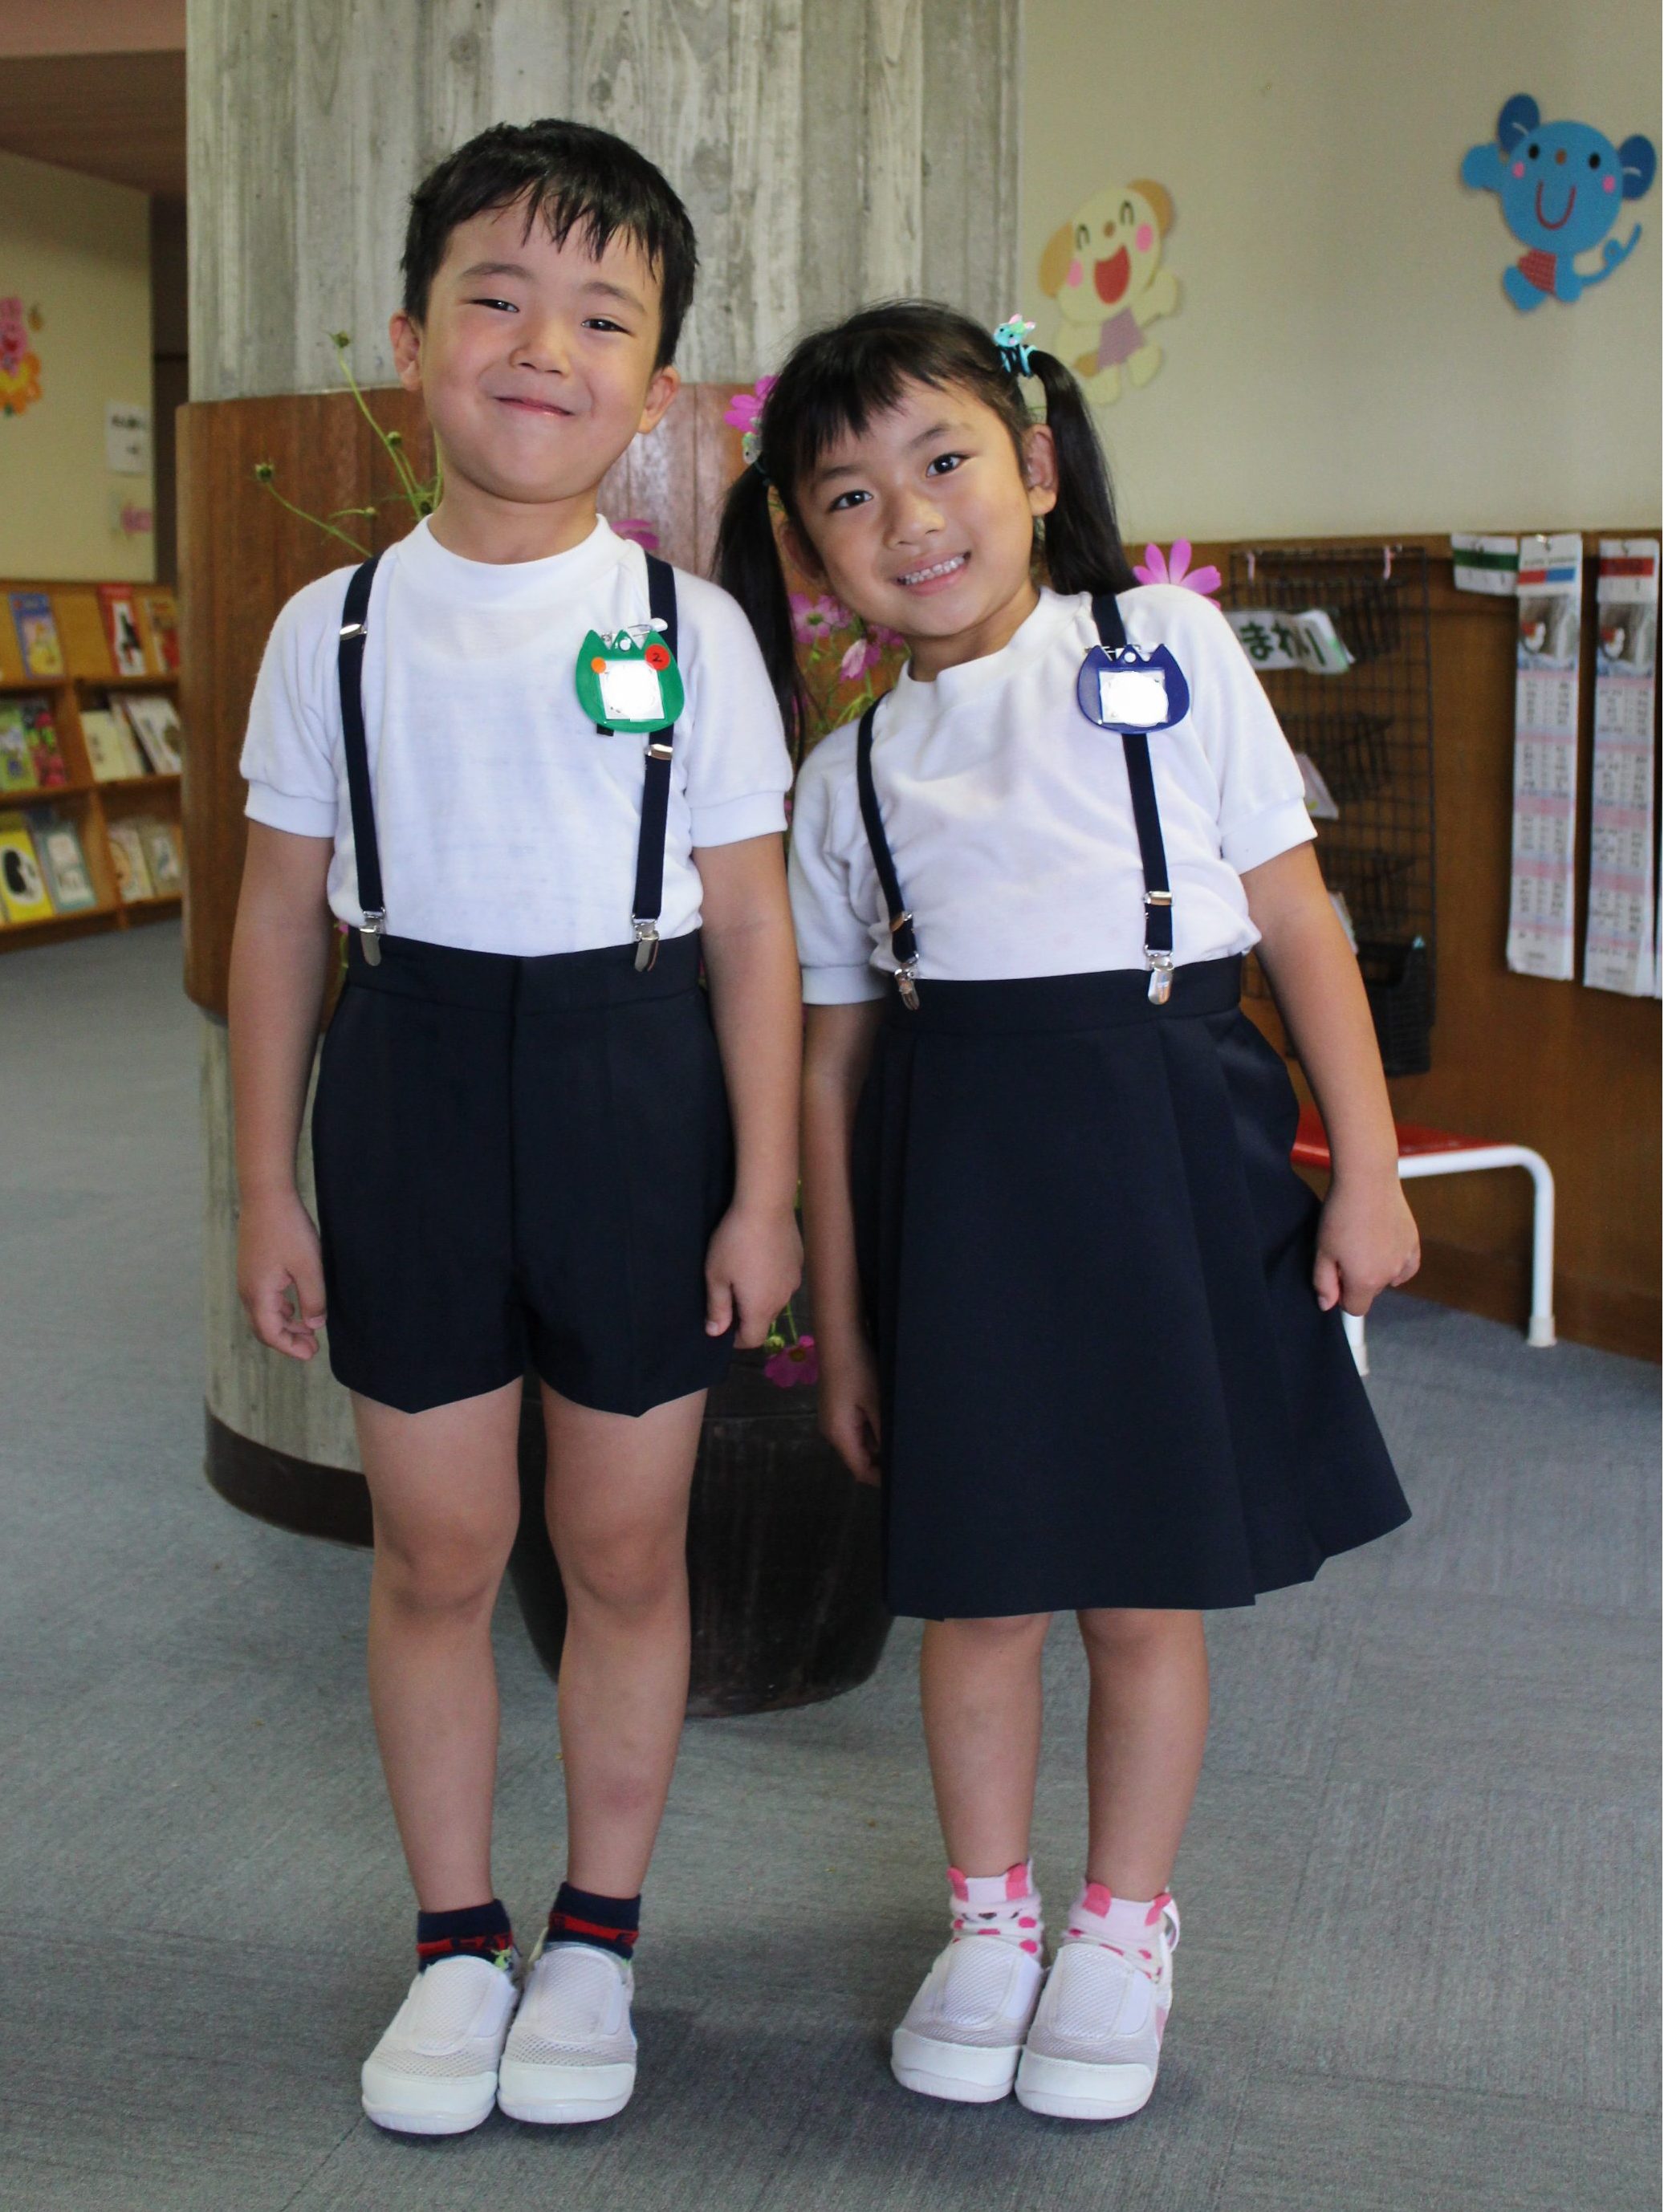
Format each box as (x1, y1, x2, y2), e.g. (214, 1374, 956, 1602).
(189, 0, 1020, 1490)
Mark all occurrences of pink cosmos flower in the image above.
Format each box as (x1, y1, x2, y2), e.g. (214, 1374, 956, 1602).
(764, 1334, 819, 1388)
(613, 517, 661, 551)
(1133, 539, 1221, 596)
(722, 374, 778, 436)
(790, 592, 848, 644)
(840, 635, 884, 681)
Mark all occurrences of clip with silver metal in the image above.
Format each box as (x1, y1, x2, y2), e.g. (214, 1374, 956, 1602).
(359, 906, 386, 967)
(1145, 949, 1174, 1005)
(894, 961, 920, 1011)
(340, 620, 366, 640)
(645, 739, 673, 762)
(631, 916, 661, 972)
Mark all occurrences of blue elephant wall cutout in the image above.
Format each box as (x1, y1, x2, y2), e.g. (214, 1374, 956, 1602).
(1463, 95, 1656, 309)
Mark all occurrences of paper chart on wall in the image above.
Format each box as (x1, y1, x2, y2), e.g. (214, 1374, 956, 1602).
(1506, 534, 1583, 981)
(1583, 540, 1660, 996)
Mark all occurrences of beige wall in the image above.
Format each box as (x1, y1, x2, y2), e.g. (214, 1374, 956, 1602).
(1021, 0, 1662, 542)
(0, 149, 153, 581)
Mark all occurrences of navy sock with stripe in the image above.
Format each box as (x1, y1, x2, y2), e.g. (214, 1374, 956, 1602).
(415, 1898, 516, 1973)
(547, 1881, 640, 1962)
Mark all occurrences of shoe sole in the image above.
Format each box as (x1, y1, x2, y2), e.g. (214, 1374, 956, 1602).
(891, 2027, 1022, 2104)
(361, 2072, 498, 2137)
(1014, 2051, 1154, 2121)
(497, 2059, 636, 2125)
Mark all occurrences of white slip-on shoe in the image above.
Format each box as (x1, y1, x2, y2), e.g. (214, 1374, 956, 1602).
(496, 1938, 638, 2125)
(891, 1933, 1047, 2104)
(1015, 1897, 1179, 2121)
(360, 1953, 519, 2136)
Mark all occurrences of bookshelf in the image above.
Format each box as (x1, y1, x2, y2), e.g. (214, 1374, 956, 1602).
(0, 579, 185, 952)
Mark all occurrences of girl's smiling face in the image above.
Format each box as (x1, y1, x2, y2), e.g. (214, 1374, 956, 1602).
(791, 380, 1058, 680)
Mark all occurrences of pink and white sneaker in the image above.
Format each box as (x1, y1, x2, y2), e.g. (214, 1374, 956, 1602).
(1015, 1889, 1179, 2121)
(891, 1864, 1046, 2104)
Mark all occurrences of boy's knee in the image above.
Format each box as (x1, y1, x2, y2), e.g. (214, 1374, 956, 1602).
(374, 1523, 508, 1620)
(556, 1523, 685, 1616)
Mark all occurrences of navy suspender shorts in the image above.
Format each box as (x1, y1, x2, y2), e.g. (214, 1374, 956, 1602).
(309, 553, 738, 1418)
(849, 593, 1410, 1620)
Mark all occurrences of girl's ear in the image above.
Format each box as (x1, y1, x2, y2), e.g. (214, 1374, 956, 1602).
(781, 514, 827, 581)
(1023, 422, 1060, 519)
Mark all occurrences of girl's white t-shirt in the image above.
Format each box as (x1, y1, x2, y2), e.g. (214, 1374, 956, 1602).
(241, 515, 791, 958)
(789, 583, 1315, 1002)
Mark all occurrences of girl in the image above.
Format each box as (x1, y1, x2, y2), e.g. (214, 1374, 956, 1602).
(716, 303, 1416, 2123)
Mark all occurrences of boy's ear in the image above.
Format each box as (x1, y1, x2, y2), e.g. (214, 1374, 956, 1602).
(389, 310, 423, 393)
(1023, 422, 1060, 518)
(637, 363, 681, 437)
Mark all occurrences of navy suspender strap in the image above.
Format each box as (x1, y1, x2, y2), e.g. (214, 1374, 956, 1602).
(629, 552, 679, 972)
(333, 547, 682, 978)
(851, 588, 1180, 1011)
(1091, 591, 1174, 1003)
(336, 553, 387, 965)
(855, 698, 921, 1010)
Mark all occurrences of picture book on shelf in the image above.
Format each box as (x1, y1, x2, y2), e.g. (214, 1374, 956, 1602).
(15, 697, 66, 787)
(31, 810, 96, 913)
(79, 706, 144, 782)
(98, 585, 148, 677)
(9, 592, 63, 677)
(0, 704, 39, 792)
(105, 818, 153, 901)
(121, 693, 183, 774)
(0, 809, 55, 921)
(137, 588, 180, 674)
(138, 816, 184, 894)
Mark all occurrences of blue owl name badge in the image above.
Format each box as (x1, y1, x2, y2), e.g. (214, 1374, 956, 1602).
(1076, 641, 1190, 734)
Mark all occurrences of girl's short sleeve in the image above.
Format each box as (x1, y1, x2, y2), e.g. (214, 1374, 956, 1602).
(1182, 596, 1316, 876)
(677, 576, 792, 847)
(240, 580, 341, 840)
(788, 740, 886, 1004)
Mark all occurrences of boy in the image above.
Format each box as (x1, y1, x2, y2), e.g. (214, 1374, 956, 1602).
(228, 119, 801, 2135)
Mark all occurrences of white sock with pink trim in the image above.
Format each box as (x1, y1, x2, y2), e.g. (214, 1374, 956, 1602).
(946, 1860, 1044, 1958)
(1061, 1882, 1178, 1981)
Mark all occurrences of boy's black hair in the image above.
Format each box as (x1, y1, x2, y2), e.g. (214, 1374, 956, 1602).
(401, 118, 698, 366)
(714, 300, 1136, 750)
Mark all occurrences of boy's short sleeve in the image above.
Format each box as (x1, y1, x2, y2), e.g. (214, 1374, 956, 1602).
(680, 579, 792, 847)
(788, 740, 886, 1004)
(1181, 595, 1315, 876)
(240, 582, 340, 840)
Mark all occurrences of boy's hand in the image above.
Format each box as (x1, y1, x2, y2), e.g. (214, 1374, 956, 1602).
(705, 1202, 803, 1349)
(1313, 1173, 1420, 1317)
(817, 1338, 883, 1486)
(238, 1188, 328, 1360)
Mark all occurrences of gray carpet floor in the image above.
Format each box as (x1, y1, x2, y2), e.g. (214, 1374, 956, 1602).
(2, 920, 1658, 2212)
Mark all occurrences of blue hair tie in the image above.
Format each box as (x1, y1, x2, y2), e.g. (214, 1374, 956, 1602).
(992, 315, 1036, 378)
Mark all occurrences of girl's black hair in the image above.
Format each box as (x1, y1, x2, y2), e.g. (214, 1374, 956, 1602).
(714, 299, 1137, 747)
(403, 119, 698, 366)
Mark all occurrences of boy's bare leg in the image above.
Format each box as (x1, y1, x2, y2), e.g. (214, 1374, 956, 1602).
(355, 1380, 523, 1912)
(541, 1384, 706, 1897)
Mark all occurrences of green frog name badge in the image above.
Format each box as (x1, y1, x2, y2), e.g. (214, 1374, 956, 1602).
(576, 620, 685, 733)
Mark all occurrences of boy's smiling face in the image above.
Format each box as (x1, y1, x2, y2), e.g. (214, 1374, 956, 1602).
(391, 197, 678, 545)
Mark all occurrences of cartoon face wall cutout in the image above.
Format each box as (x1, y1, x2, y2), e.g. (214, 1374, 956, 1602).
(1039, 181, 1179, 404)
(1462, 95, 1656, 310)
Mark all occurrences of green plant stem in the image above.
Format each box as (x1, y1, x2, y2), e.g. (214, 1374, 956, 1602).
(254, 476, 369, 556)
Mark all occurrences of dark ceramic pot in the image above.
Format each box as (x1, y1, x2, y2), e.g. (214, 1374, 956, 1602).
(507, 1345, 891, 1718)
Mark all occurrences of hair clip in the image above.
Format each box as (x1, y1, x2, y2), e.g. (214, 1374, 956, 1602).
(992, 315, 1037, 378)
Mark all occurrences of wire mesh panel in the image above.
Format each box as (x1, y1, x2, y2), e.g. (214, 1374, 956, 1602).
(1223, 544, 1437, 1074)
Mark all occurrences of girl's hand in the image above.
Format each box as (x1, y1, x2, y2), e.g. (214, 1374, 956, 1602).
(238, 1187, 328, 1359)
(1313, 1173, 1421, 1316)
(818, 1337, 883, 1486)
(705, 1202, 804, 1349)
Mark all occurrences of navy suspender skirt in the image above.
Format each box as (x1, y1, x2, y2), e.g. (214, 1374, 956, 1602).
(848, 596, 1410, 1620)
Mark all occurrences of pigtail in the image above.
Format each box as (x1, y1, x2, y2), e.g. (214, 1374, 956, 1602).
(1028, 349, 1137, 600)
(714, 466, 809, 761)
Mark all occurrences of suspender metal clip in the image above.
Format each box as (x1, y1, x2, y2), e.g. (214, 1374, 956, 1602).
(631, 917, 661, 973)
(894, 960, 920, 1011)
(645, 739, 673, 761)
(340, 620, 366, 640)
(359, 908, 386, 967)
(1145, 949, 1174, 1005)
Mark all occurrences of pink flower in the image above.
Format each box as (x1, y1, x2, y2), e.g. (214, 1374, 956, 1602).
(1133, 539, 1222, 596)
(614, 517, 661, 551)
(790, 591, 848, 644)
(840, 635, 883, 681)
(868, 622, 906, 650)
(722, 374, 777, 436)
(764, 1334, 819, 1388)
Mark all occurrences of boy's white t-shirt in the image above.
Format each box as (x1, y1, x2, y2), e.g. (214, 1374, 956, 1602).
(242, 515, 791, 958)
(789, 583, 1316, 1002)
